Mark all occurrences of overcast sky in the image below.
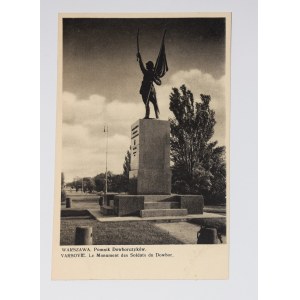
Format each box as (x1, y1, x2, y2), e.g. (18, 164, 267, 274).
(62, 17, 227, 182)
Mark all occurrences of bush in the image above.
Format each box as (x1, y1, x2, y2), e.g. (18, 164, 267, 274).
(203, 190, 226, 206)
(172, 180, 190, 194)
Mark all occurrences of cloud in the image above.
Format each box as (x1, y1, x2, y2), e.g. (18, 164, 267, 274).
(63, 91, 144, 137)
(62, 68, 227, 181)
(62, 132, 130, 182)
(63, 92, 106, 125)
(62, 92, 143, 181)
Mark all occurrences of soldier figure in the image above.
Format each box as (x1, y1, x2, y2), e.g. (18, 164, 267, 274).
(137, 52, 161, 119)
(136, 29, 168, 119)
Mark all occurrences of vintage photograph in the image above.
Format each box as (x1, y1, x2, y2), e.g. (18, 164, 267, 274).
(53, 13, 230, 279)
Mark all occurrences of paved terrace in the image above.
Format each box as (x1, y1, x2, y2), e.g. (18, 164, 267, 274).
(87, 209, 225, 223)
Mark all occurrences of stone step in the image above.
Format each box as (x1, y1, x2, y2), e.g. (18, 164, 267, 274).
(140, 208, 188, 218)
(143, 195, 180, 203)
(144, 202, 180, 209)
(100, 205, 115, 216)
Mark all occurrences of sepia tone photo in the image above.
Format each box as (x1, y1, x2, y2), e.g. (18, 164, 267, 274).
(52, 13, 231, 280)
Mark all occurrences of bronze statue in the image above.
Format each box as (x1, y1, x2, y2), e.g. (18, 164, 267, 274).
(137, 29, 168, 119)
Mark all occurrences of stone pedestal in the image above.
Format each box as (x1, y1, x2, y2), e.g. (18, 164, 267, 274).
(129, 119, 171, 195)
(180, 195, 204, 214)
(113, 195, 144, 216)
(100, 119, 204, 218)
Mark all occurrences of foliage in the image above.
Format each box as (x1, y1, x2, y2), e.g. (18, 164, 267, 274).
(70, 177, 96, 193)
(71, 178, 82, 192)
(94, 173, 106, 192)
(83, 177, 96, 193)
(121, 149, 131, 192)
(61, 172, 66, 202)
(94, 170, 128, 193)
(61, 172, 65, 188)
(61, 190, 66, 203)
(109, 174, 128, 193)
(123, 150, 131, 178)
(169, 85, 226, 204)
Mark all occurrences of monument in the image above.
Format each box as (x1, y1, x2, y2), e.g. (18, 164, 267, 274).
(100, 117, 204, 218)
(100, 29, 204, 218)
(128, 29, 171, 194)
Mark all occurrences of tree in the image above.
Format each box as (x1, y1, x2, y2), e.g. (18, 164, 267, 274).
(123, 149, 131, 178)
(106, 171, 113, 191)
(93, 171, 128, 193)
(65, 182, 73, 188)
(110, 174, 128, 193)
(61, 172, 66, 202)
(121, 149, 131, 192)
(72, 178, 82, 192)
(169, 85, 226, 203)
(94, 173, 105, 192)
(61, 172, 65, 188)
(82, 177, 96, 193)
(205, 146, 226, 204)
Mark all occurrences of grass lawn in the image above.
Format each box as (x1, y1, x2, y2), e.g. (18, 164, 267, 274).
(60, 217, 184, 245)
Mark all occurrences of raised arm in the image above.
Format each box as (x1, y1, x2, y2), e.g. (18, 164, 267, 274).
(137, 52, 146, 74)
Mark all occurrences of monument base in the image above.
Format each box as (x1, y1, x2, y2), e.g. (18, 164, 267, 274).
(100, 194, 204, 218)
(100, 119, 204, 218)
(129, 119, 171, 195)
(113, 195, 144, 216)
(129, 169, 171, 195)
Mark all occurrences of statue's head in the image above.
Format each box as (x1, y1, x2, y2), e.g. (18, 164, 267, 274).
(146, 61, 154, 70)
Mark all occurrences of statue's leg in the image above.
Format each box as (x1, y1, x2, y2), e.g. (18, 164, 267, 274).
(142, 93, 150, 119)
(151, 96, 160, 119)
(145, 103, 150, 119)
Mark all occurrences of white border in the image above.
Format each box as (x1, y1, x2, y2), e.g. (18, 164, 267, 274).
(1, 1, 39, 300)
(259, 1, 300, 299)
(41, 0, 257, 298)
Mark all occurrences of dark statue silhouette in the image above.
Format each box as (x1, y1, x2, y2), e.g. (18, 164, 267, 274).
(136, 29, 168, 119)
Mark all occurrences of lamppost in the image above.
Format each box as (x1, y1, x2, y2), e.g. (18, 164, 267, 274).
(104, 124, 109, 201)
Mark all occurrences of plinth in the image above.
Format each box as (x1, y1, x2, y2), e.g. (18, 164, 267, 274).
(129, 119, 171, 195)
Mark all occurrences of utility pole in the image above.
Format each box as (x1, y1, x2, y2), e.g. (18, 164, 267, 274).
(104, 124, 108, 195)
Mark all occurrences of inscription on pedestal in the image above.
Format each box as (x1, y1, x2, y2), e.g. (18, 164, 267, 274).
(129, 119, 171, 195)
